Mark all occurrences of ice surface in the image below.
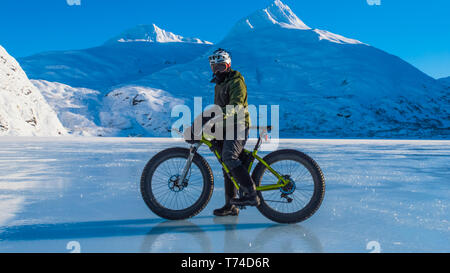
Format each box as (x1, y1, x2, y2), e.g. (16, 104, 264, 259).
(0, 138, 448, 253)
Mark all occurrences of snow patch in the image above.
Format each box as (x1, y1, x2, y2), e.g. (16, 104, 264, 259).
(314, 29, 365, 45)
(31, 80, 112, 136)
(100, 86, 184, 137)
(246, 19, 254, 29)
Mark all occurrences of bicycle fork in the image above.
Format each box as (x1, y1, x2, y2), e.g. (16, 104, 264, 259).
(179, 142, 201, 183)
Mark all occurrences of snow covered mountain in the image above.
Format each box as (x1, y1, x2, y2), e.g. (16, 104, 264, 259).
(30, 80, 111, 136)
(230, 0, 311, 32)
(19, 24, 213, 91)
(9, 0, 449, 138)
(132, 0, 449, 138)
(29, 80, 183, 137)
(15, 24, 211, 137)
(0, 46, 66, 136)
(228, 0, 363, 45)
(105, 24, 212, 45)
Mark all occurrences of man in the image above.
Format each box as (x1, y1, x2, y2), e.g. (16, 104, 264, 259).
(184, 48, 260, 216)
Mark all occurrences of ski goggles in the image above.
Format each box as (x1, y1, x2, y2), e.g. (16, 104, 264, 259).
(210, 63, 229, 73)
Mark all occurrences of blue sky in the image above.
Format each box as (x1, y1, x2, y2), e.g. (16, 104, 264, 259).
(0, 0, 449, 78)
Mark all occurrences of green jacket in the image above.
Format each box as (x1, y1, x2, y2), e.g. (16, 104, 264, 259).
(212, 69, 251, 130)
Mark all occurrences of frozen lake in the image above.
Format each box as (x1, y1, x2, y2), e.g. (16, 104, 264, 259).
(0, 137, 448, 253)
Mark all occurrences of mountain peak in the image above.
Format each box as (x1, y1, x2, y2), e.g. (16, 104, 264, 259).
(105, 24, 212, 45)
(265, 0, 310, 30)
(226, 0, 364, 45)
(229, 0, 310, 35)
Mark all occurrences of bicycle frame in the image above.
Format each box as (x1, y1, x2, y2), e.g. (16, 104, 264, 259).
(195, 133, 289, 192)
(146, 127, 325, 223)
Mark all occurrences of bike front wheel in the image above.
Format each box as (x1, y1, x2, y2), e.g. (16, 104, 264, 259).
(252, 149, 325, 224)
(140, 147, 214, 220)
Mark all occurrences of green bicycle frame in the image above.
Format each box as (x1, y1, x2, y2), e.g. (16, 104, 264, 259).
(199, 136, 289, 192)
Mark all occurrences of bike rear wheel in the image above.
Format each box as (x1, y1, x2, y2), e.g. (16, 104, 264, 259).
(252, 149, 325, 223)
(140, 147, 214, 220)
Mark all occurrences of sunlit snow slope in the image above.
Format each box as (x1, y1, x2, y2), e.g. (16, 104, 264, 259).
(30, 80, 110, 136)
(0, 46, 66, 136)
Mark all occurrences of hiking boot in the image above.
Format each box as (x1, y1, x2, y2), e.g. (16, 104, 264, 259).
(230, 184, 260, 206)
(213, 204, 239, 216)
(213, 168, 239, 216)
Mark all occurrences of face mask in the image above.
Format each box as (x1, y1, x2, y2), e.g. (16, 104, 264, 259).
(214, 71, 227, 83)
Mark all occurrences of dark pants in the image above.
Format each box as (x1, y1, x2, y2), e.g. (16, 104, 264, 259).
(216, 128, 249, 200)
(216, 127, 249, 171)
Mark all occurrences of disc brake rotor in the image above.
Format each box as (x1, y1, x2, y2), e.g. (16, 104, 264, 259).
(168, 174, 188, 192)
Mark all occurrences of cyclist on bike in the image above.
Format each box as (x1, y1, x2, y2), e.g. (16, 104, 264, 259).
(184, 48, 260, 216)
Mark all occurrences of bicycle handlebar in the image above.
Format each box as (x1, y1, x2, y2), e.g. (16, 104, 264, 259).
(249, 125, 272, 132)
(169, 125, 272, 143)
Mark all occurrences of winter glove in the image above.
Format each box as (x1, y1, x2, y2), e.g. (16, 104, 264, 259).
(183, 114, 214, 144)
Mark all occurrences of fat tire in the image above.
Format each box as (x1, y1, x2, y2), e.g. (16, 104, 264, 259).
(140, 147, 214, 220)
(252, 149, 325, 224)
